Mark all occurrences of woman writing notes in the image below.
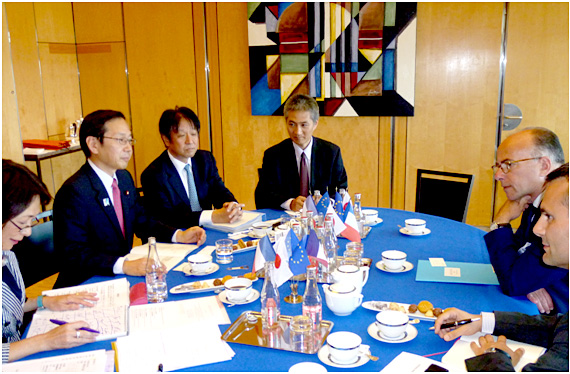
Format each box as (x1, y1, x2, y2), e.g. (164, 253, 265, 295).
(2, 160, 99, 363)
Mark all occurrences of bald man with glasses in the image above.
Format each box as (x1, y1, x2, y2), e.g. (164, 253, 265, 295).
(485, 127, 568, 315)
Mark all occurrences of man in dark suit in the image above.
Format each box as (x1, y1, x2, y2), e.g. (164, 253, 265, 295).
(141, 107, 243, 229)
(434, 164, 569, 372)
(485, 127, 567, 314)
(53, 110, 206, 288)
(255, 94, 348, 211)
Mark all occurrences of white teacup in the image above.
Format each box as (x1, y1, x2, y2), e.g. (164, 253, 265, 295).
(289, 362, 327, 373)
(381, 250, 407, 270)
(187, 253, 212, 273)
(323, 282, 363, 316)
(405, 218, 426, 234)
(326, 331, 368, 364)
(362, 209, 378, 223)
(331, 264, 369, 294)
(375, 310, 409, 339)
(252, 222, 272, 237)
(224, 277, 253, 302)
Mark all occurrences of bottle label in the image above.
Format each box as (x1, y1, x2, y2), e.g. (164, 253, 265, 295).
(302, 305, 322, 329)
(266, 298, 277, 326)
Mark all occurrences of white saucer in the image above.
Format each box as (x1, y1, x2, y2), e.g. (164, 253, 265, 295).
(317, 344, 370, 369)
(247, 229, 275, 240)
(218, 289, 260, 305)
(367, 323, 418, 343)
(183, 263, 220, 276)
(399, 227, 431, 236)
(375, 261, 414, 273)
(364, 217, 383, 226)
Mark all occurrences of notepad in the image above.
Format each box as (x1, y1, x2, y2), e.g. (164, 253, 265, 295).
(125, 242, 198, 271)
(1, 349, 109, 372)
(415, 260, 500, 285)
(202, 211, 266, 233)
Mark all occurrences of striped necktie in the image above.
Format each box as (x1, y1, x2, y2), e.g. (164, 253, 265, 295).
(184, 164, 202, 211)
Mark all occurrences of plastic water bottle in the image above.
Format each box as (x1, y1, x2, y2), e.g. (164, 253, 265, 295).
(261, 261, 280, 328)
(353, 193, 365, 237)
(324, 216, 337, 276)
(302, 265, 322, 330)
(145, 237, 167, 303)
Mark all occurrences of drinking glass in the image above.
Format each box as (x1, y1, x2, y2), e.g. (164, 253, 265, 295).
(289, 315, 313, 353)
(215, 239, 234, 264)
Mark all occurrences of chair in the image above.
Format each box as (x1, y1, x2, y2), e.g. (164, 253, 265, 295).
(13, 210, 58, 286)
(415, 169, 474, 223)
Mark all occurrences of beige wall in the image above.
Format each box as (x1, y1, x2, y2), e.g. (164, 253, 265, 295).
(3, 2, 568, 227)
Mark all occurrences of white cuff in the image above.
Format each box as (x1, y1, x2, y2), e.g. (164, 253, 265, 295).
(113, 257, 126, 274)
(199, 210, 213, 225)
(172, 229, 181, 243)
(481, 312, 495, 334)
(281, 199, 293, 210)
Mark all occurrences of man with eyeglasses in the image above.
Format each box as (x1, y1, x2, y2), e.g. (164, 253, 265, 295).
(485, 127, 568, 315)
(53, 110, 206, 288)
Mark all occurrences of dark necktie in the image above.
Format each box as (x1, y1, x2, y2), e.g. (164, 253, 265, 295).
(184, 164, 202, 211)
(112, 178, 125, 237)
(300, 152, 309, 197)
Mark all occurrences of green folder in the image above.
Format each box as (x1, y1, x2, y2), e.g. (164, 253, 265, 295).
(415, 260, 499, 285)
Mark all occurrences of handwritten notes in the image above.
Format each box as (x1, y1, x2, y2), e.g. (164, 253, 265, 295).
(2, 349, 109, 372)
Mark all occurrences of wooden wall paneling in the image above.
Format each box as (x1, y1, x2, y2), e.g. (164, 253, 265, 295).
(2, 4, 24, 163)
(4, 2, 48, 141)
(123, 3, 198, 184)
(406, 3, 503, 226)
(377, 117, 392, 208)
(494, 3, 570, 220)
(392, 117, 408, 210)
(72, 2, 124, 43)
(34, 2, 75, 43)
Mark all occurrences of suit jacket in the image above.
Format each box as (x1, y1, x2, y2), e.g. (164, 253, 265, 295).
(141, 150, 237, 228)
(485, 205, 569, 314)
(465, 312, 569, 371)
(53, 163, 176, 288)
(255, 137, 348, 209)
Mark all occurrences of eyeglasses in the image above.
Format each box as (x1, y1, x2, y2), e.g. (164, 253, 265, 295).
(10, 217, 40, 234)
(491, 157, 542, 174)
(102, 137, 137, 146)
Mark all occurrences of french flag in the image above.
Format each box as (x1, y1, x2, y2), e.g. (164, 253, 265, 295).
(252, 235, 275, 273)
(341, 201, 361, 242)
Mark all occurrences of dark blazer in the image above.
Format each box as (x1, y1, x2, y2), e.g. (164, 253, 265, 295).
(141, 150, 237, 228)
(53, 163, 176, 288)
(465, 312, 569, 371)
(255, 137, 348, 209)
(485, 205, 569, 314)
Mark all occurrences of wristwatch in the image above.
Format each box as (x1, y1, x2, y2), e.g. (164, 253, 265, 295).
(485, 347, 512, 360)
(490, 222, 511, 231)
(37, 295, 46, 310)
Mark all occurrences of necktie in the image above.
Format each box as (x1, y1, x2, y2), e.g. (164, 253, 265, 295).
(112, 178, 125, 236)
(184, 164, 202, 211)
(300, 152, 309, 197)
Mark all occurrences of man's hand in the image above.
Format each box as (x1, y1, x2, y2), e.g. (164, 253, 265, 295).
(434, 308, 482, 341)
(527, 288, 554, 314)
(43, 292, 99, 311)
(123, 258, 149, 276)
(290, 196, 307, 212)
(470, 334, 525, 367)
(212, 202, 245, 224)
(494, 195, 533, 224)
(177, 226, 207, 245)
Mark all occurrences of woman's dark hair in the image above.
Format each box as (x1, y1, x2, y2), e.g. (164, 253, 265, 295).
(158, 106, 201, 142)
(3, 159, 51, 225)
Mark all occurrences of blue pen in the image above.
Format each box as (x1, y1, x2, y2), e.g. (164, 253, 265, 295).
(50, 319, 100, 334)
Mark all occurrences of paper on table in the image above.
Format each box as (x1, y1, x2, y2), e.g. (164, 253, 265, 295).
(115, 323, 235, 372)
(201, 211, 265, 233)
(416, 260, 499, 285)
(441, 332, 547, 371)
(126, 242, 198, 271)
(128, 295, 230, 333)
(429, 257, 447, 267)
(381, 351, 459, 372)
(2, 349, 108, 372)
(41, 278, 130, 308)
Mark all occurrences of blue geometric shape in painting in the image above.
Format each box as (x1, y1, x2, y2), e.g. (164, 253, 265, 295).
(383, 49, 394, 90)
(351, 62, 358, 72)
(252, 74, 282, 115)
(278, 2, 294, 18)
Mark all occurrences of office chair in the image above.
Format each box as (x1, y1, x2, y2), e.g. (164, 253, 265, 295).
(415, 169, 474, 223)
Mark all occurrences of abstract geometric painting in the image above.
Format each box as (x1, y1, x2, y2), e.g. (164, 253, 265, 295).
(248, 2, 417, 117)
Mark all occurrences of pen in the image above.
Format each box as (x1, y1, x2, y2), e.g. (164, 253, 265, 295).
(50, 319, 101, 334)
(227, 265, 249, 270)
(158, 363, 163, 372)
(429, 317, 480, 331)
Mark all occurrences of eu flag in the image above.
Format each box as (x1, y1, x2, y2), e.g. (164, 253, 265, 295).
(334, 192, 346, 221)
(289, 235, 310, 275)
(315, 191, 330, 216)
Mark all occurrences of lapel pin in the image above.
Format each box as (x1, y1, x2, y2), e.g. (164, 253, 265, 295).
(103, 198, 110, 207)
(125, 190, 130, 196)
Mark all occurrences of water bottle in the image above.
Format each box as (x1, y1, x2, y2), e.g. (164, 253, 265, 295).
(324, 216, 337, 276)
(145, 237, 167, 303)
(261, 261, 280, 328)
(313, 190, 321, 204)
(354, 193, 365, 237)
(302, 265, 322, 330)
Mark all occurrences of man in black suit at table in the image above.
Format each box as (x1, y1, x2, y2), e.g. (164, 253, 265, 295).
(433, 163, 569, 372)
(255, 94, 348, 211)
(53, 110, 206, 288)
(141, 106, 243, 229)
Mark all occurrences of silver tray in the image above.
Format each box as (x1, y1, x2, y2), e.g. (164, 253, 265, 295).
(221, 311, 334, 354)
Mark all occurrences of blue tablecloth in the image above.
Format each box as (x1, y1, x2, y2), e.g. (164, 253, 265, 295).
(22, 208, 537, 371)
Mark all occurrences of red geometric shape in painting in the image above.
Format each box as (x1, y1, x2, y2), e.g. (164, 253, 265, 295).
(351, 72, 359, 90)
(268, 5, 278, 18)
(279, 32, 309, 54)
(267, 58, 281, 89)
(324, 98, 345, 116)
(280, 43, 309, 54)
(358, 30, 383, 50)
(277, 3, 308, 33)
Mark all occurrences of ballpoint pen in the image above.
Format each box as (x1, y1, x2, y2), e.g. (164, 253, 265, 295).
(227, 265, 249, 270)
(50, 319, 101, 334)
(429, 317, 481, 331)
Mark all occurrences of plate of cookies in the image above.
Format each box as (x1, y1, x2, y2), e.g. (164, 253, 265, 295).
(361, 300, 446, 321)
(170, 273, 259, 294)
(233, 239, 261, 254)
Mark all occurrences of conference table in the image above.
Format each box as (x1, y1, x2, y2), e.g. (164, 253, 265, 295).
(22, 208, 538, 371)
